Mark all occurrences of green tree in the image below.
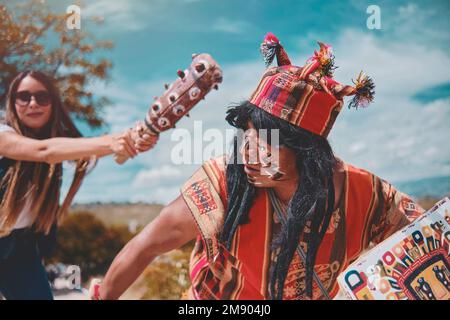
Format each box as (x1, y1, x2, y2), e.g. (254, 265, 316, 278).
(49, 211, 134, 281)
(0, 0, 113, 127)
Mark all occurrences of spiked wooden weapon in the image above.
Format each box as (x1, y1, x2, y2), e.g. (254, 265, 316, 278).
(116, 53, 223, 164)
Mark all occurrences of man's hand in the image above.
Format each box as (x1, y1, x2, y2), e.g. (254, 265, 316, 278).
(132, 121, 159, 153)
(88, 278, 103, 300)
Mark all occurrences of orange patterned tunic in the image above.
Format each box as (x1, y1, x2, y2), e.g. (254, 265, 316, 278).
(180, 155, 424, 300)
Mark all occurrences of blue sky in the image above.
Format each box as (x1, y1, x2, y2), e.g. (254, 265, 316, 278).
(12, 0, 450, 203)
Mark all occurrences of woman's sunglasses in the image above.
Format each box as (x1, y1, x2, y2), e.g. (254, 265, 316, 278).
(14, 90, 51, 107)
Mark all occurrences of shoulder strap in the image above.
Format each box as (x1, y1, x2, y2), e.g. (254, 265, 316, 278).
(268, 189, 332, 300)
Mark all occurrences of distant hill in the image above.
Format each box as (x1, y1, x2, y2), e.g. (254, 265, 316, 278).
(395, 175, 450, 199)
(70, 202, 164, 229)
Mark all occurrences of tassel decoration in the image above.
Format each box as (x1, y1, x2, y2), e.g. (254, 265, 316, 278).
(260, 32, 291, 67)
(315, 41, 337, 77)
(348, 71, 375, 109)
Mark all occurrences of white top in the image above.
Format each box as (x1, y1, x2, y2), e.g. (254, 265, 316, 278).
(0, 123, 34, 229)
(0, 123, 15, 136)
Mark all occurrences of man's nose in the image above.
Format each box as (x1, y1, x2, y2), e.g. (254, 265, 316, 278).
(241, 140, 260, 164)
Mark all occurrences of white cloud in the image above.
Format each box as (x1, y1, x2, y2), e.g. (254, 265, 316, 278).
(133, 165, 184, 188)
(130, 185, 181, 204)
(328, 29, 450, 183)
(398, 3, 418, 15)
(331, 29, 450, 96)
(391, 3, 449, 47)
(83, 1, 149, 31)
(81, 0, 215, 34)
(348, 142, 367, 156)
(212, 18, 252, 34)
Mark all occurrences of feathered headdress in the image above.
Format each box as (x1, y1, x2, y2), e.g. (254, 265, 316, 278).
(249, 33, 376, 136)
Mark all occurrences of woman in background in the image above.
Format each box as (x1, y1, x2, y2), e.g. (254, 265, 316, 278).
(0, 70, 157, 300)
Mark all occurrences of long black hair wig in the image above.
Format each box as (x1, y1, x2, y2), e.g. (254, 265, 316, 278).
(221, 101, 337, 299)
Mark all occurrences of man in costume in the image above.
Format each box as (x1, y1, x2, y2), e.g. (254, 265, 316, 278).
(92, 33, 424, 300)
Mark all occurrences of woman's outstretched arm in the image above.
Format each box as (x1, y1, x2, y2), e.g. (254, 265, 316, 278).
(97, 194, 198, 300)
(0, 130, 138, 164)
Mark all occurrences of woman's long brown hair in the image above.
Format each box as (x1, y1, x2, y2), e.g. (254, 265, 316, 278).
(0, 71, 92, 235)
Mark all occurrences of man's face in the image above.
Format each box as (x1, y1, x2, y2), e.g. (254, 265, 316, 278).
(240, 121, 299, 188)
